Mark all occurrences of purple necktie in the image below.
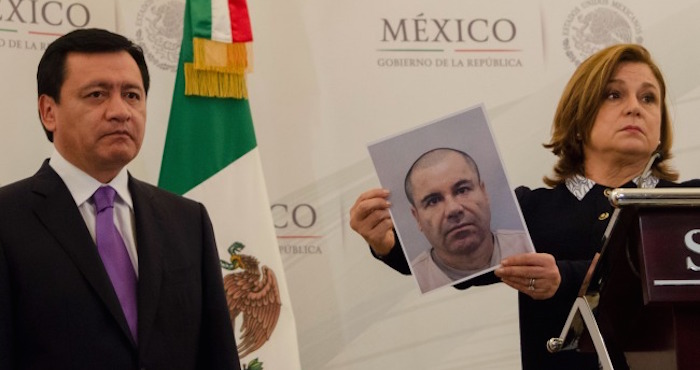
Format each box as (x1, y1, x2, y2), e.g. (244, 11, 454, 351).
(93, 186, 138, 343)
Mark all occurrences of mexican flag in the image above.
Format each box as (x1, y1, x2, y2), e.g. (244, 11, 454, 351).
(158, 0, 301, 368)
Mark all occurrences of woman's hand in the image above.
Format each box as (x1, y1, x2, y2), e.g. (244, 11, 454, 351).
(495, 253, 561, 300)
(349, 188, 395, 256)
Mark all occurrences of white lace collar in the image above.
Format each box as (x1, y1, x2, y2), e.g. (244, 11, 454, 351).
(565, 173, 660, 201)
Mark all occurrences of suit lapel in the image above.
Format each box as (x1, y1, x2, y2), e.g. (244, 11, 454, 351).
(129, 176, 164, 353)
(31, 161, 135, 345)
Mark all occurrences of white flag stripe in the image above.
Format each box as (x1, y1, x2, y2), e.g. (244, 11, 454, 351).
(184, 148, 302, 367)
(210, 0, 233, 43)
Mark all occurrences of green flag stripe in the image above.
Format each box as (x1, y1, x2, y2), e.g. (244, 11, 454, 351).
(189, 0, 213, 39)
(158, 1, 257, 195)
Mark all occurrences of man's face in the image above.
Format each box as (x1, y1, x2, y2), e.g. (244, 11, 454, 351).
(410, 152, 491, 257)
(39, 51, 146, 181)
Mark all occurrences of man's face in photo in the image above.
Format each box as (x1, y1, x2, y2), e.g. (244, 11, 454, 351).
(409, 151, 491, 257)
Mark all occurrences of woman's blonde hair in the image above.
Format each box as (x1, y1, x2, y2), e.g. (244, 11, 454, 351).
(543, 43, 677, 186)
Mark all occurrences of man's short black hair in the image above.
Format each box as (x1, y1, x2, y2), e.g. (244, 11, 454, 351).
(404, 148, 481, 207)
(37, 28, 150, 142)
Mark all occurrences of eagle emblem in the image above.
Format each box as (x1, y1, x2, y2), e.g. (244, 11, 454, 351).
(220, 242, 281, 360)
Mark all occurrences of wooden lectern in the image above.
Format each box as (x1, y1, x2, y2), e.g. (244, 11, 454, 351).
(547, 188, 700, 370)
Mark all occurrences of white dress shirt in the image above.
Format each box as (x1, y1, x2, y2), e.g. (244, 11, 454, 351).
(49, 150, 139, 276)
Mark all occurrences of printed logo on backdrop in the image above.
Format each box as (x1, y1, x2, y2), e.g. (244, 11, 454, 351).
(377, 13, 524, 69)
(0, 0, 94, 52)
(272, 203, 323, 255)
(562, 0, 643, 65)
(135, 0, 184, 72)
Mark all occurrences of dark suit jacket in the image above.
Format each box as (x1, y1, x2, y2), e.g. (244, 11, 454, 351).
(0, 160, 240, 370)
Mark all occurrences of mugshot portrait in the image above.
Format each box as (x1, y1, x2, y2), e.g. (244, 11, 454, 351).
(368, 105, 534, 293)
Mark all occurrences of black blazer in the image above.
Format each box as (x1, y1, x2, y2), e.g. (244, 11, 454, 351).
(0, 161, 240, 370)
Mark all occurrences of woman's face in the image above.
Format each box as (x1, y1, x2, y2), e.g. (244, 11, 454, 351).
(585, 62, 662, 164)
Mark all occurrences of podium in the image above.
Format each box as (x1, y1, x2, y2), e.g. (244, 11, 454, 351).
(547, 188, 700, 370)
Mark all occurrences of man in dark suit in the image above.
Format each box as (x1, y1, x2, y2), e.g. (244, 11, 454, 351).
(0, 29, 240, 369)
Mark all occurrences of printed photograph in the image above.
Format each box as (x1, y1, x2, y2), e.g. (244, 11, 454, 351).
(368, 104, 535, 294)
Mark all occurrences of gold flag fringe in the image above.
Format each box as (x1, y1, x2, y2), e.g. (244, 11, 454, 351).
(184, 63, 248, 99)
(192, 37, 248, 73)
(185, 37, 251, 99)
(245, 43, 254, 74)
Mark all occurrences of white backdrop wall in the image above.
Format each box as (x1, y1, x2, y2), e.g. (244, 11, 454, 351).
(2, 0, 700, 369)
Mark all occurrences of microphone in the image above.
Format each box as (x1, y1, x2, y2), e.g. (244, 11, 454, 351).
(641, 151, 661, 179)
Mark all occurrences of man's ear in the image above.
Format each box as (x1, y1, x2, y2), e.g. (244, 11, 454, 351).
(411, 206, 422, 232)
(38, 95, 57, 133)
(481, 181, 490, 204)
